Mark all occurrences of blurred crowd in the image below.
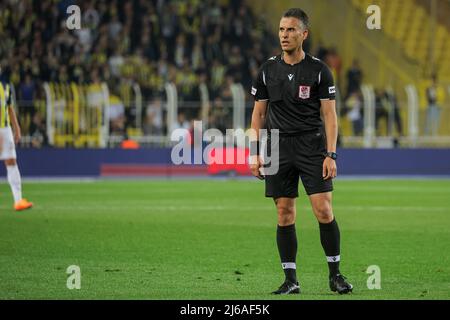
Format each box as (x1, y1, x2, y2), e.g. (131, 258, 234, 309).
(1, 0, 442, 147)
(0, 0, 278, 141)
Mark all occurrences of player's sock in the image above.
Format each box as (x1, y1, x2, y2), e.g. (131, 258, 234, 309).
(276, 224, 297, 283)
(7, 165, 22, 203)
(319, 218, 341, 277)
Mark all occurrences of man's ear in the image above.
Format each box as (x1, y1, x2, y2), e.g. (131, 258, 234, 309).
(302, 29, 309, 41)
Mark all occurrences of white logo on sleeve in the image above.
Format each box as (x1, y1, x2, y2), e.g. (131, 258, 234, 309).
(251, 87, 257, 95)
(329, 86, 336, 94)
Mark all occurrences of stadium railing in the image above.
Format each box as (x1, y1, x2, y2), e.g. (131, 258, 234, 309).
(11, 81, 450, 149)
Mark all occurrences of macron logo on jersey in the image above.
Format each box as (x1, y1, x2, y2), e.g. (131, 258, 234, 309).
(251, 87, 257, 96)
(329, 86, 336, 94)
(288, 74, 294, 81)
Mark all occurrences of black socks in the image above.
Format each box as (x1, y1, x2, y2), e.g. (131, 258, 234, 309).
(276, 224, 298, 283)
(319, 218, 341, 277)
(277, 219, 341, 282)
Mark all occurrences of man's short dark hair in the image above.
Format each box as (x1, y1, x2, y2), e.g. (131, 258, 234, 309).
(282, 8, 309, 30)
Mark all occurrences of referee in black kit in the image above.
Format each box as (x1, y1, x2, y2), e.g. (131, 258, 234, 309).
(249, 8, 353, 295)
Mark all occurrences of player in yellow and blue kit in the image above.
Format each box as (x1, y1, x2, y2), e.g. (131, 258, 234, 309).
(0, 77, 33, 211)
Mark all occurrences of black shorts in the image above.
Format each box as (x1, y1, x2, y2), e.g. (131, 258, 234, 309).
(264, 131, 333, 198)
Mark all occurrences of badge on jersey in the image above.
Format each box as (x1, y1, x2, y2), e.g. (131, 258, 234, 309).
(329, 86, 336, 94)
(299, 85, 311, 99)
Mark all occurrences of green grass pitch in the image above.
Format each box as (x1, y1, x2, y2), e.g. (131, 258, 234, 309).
(0, 179, 449, 300)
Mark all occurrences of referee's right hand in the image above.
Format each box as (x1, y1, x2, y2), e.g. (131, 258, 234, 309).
(250, 155, 265, 180)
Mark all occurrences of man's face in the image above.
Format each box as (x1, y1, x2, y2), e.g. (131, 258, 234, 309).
(279, 17, 308, 53)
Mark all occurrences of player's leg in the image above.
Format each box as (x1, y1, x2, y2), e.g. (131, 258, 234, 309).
(274, 197, 298, 282)
(4, 158, 30, 210)
(297, 132, 351, 293)
(5, 158, 33, 211)
(309, 192, 340, 274)
(271, 197, 300, 294)
(5, 158, 21, 202)
(296, 133, 339, 276)
(309, 192, 352, 294)
(1, 127, 32, 211)
(265, 136, 300, 294)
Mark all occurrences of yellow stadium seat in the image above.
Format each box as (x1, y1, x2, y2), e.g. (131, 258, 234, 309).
(350, 0, 450, 88)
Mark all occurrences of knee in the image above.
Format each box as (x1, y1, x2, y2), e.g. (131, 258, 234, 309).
(277, 204, 296, 226)
(314, 203, 334, 224)
(5, 159, 16, 166)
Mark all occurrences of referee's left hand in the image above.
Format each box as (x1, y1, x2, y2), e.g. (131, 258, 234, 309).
(323, 157, 337, 180)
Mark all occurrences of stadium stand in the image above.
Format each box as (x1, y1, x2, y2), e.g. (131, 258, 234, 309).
(0, 0, 449, 147)
(351, 0, 450, 82)
(0, 0, 278, 146)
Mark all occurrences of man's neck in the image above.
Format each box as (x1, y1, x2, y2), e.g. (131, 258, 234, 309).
(282, 48, 305, 65)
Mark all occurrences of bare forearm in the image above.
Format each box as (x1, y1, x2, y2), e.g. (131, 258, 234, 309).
(323, 110, 338, 152)
(250, 101, 267, 142)
(251, 112, 265, 141)
(8, 107, 20, 133)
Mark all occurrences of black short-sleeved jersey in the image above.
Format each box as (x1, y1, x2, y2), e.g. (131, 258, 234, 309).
(251, 53, 335, 135)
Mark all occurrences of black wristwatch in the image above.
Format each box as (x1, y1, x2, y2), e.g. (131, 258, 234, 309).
(325, 152, 338, 160)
